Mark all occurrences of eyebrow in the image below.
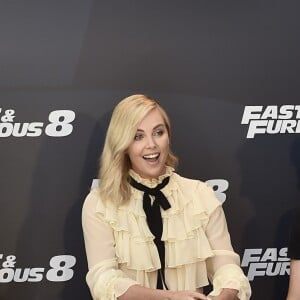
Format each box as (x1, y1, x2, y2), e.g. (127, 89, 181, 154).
(136, 124, 165, 132)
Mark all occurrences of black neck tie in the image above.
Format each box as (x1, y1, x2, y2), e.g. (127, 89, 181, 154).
(129, 176, 171, 289)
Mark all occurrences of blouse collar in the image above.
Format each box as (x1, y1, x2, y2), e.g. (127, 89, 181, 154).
(129, 166, 174, 188)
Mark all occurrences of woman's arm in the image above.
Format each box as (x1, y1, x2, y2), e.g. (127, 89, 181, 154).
(82, 191, 138, 299)
(204, 205, 251, 300)
(286, 259, 300, 300)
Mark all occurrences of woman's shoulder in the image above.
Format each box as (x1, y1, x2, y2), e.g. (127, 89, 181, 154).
(82, 188, 109, 216)
(171, 172, 220, 210)
(82, 188, 99, 212)
(172, 172, 213, 192)
(83, 187, 100, 203)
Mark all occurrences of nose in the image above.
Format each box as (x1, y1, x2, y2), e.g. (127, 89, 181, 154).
(146, 135, 156, 148)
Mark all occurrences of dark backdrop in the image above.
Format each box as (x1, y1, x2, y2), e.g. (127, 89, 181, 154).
(1, 1, 300, 299)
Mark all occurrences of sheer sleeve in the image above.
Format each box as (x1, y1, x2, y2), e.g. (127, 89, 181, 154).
(205, 204, 251, 300)
(82, 189, 139, 300)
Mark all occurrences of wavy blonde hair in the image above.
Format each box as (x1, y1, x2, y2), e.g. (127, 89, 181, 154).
(99, 94, 178, 205)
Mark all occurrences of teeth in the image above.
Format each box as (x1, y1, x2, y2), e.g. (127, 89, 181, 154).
(143, 153, 159, 159)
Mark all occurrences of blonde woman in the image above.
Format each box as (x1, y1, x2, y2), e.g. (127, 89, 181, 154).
(82, 95, 251, 300)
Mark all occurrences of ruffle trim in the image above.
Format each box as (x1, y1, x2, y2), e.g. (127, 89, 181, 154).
(86, 258, 128, 300)
(95, 172, 221, 272)
(208, 264, 252, 300)
(129, 166, 174, 188)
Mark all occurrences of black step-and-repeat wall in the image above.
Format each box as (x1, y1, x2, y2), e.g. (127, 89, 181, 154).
(1, 1, 300, 299)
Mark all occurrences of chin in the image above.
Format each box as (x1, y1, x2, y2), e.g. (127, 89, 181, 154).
(149, 168, 166, 179)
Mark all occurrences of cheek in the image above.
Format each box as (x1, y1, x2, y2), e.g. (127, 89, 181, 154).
(127, 143, 142, 159)
(161, 136, 170, 150)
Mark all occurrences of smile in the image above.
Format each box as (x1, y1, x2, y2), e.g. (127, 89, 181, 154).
(143, 153, 160, 159)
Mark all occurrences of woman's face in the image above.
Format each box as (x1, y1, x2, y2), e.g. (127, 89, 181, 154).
(127, 108, 169, 179)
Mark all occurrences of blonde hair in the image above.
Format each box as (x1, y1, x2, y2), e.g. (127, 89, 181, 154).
(99, 94, 178, 205)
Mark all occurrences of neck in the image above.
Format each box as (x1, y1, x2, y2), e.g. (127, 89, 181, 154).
(129, 166, 173, 188)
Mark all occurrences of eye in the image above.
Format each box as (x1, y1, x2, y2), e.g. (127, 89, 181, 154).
(134, 133, 144, 141)
(153, 129, 164, 136)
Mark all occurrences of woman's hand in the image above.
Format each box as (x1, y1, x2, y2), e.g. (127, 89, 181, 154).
(119, 285, 211, 300)
(208, 288, 239, 300)
(167, 290, 209, 300)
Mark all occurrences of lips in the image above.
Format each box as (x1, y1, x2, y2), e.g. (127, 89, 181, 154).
(143, 153, 160, 160)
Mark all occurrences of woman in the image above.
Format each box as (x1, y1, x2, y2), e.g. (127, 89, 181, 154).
(82, 95, 251, 300)
(286, 208, 300, 300)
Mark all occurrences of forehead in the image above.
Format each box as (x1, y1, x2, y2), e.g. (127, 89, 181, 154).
(137, 108, 165, 130)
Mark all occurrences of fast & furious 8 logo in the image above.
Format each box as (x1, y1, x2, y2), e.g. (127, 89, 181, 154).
(241, 105, 300, 138)
(0, 254, 76, 283)
(241, 247, 290, 281)
(0, 108, 75, 137)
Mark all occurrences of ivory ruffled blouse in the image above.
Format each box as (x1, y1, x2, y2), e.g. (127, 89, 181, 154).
(82, 167, 251, 299)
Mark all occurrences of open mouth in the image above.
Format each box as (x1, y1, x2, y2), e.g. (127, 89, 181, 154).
(143, 153, 160, 160)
